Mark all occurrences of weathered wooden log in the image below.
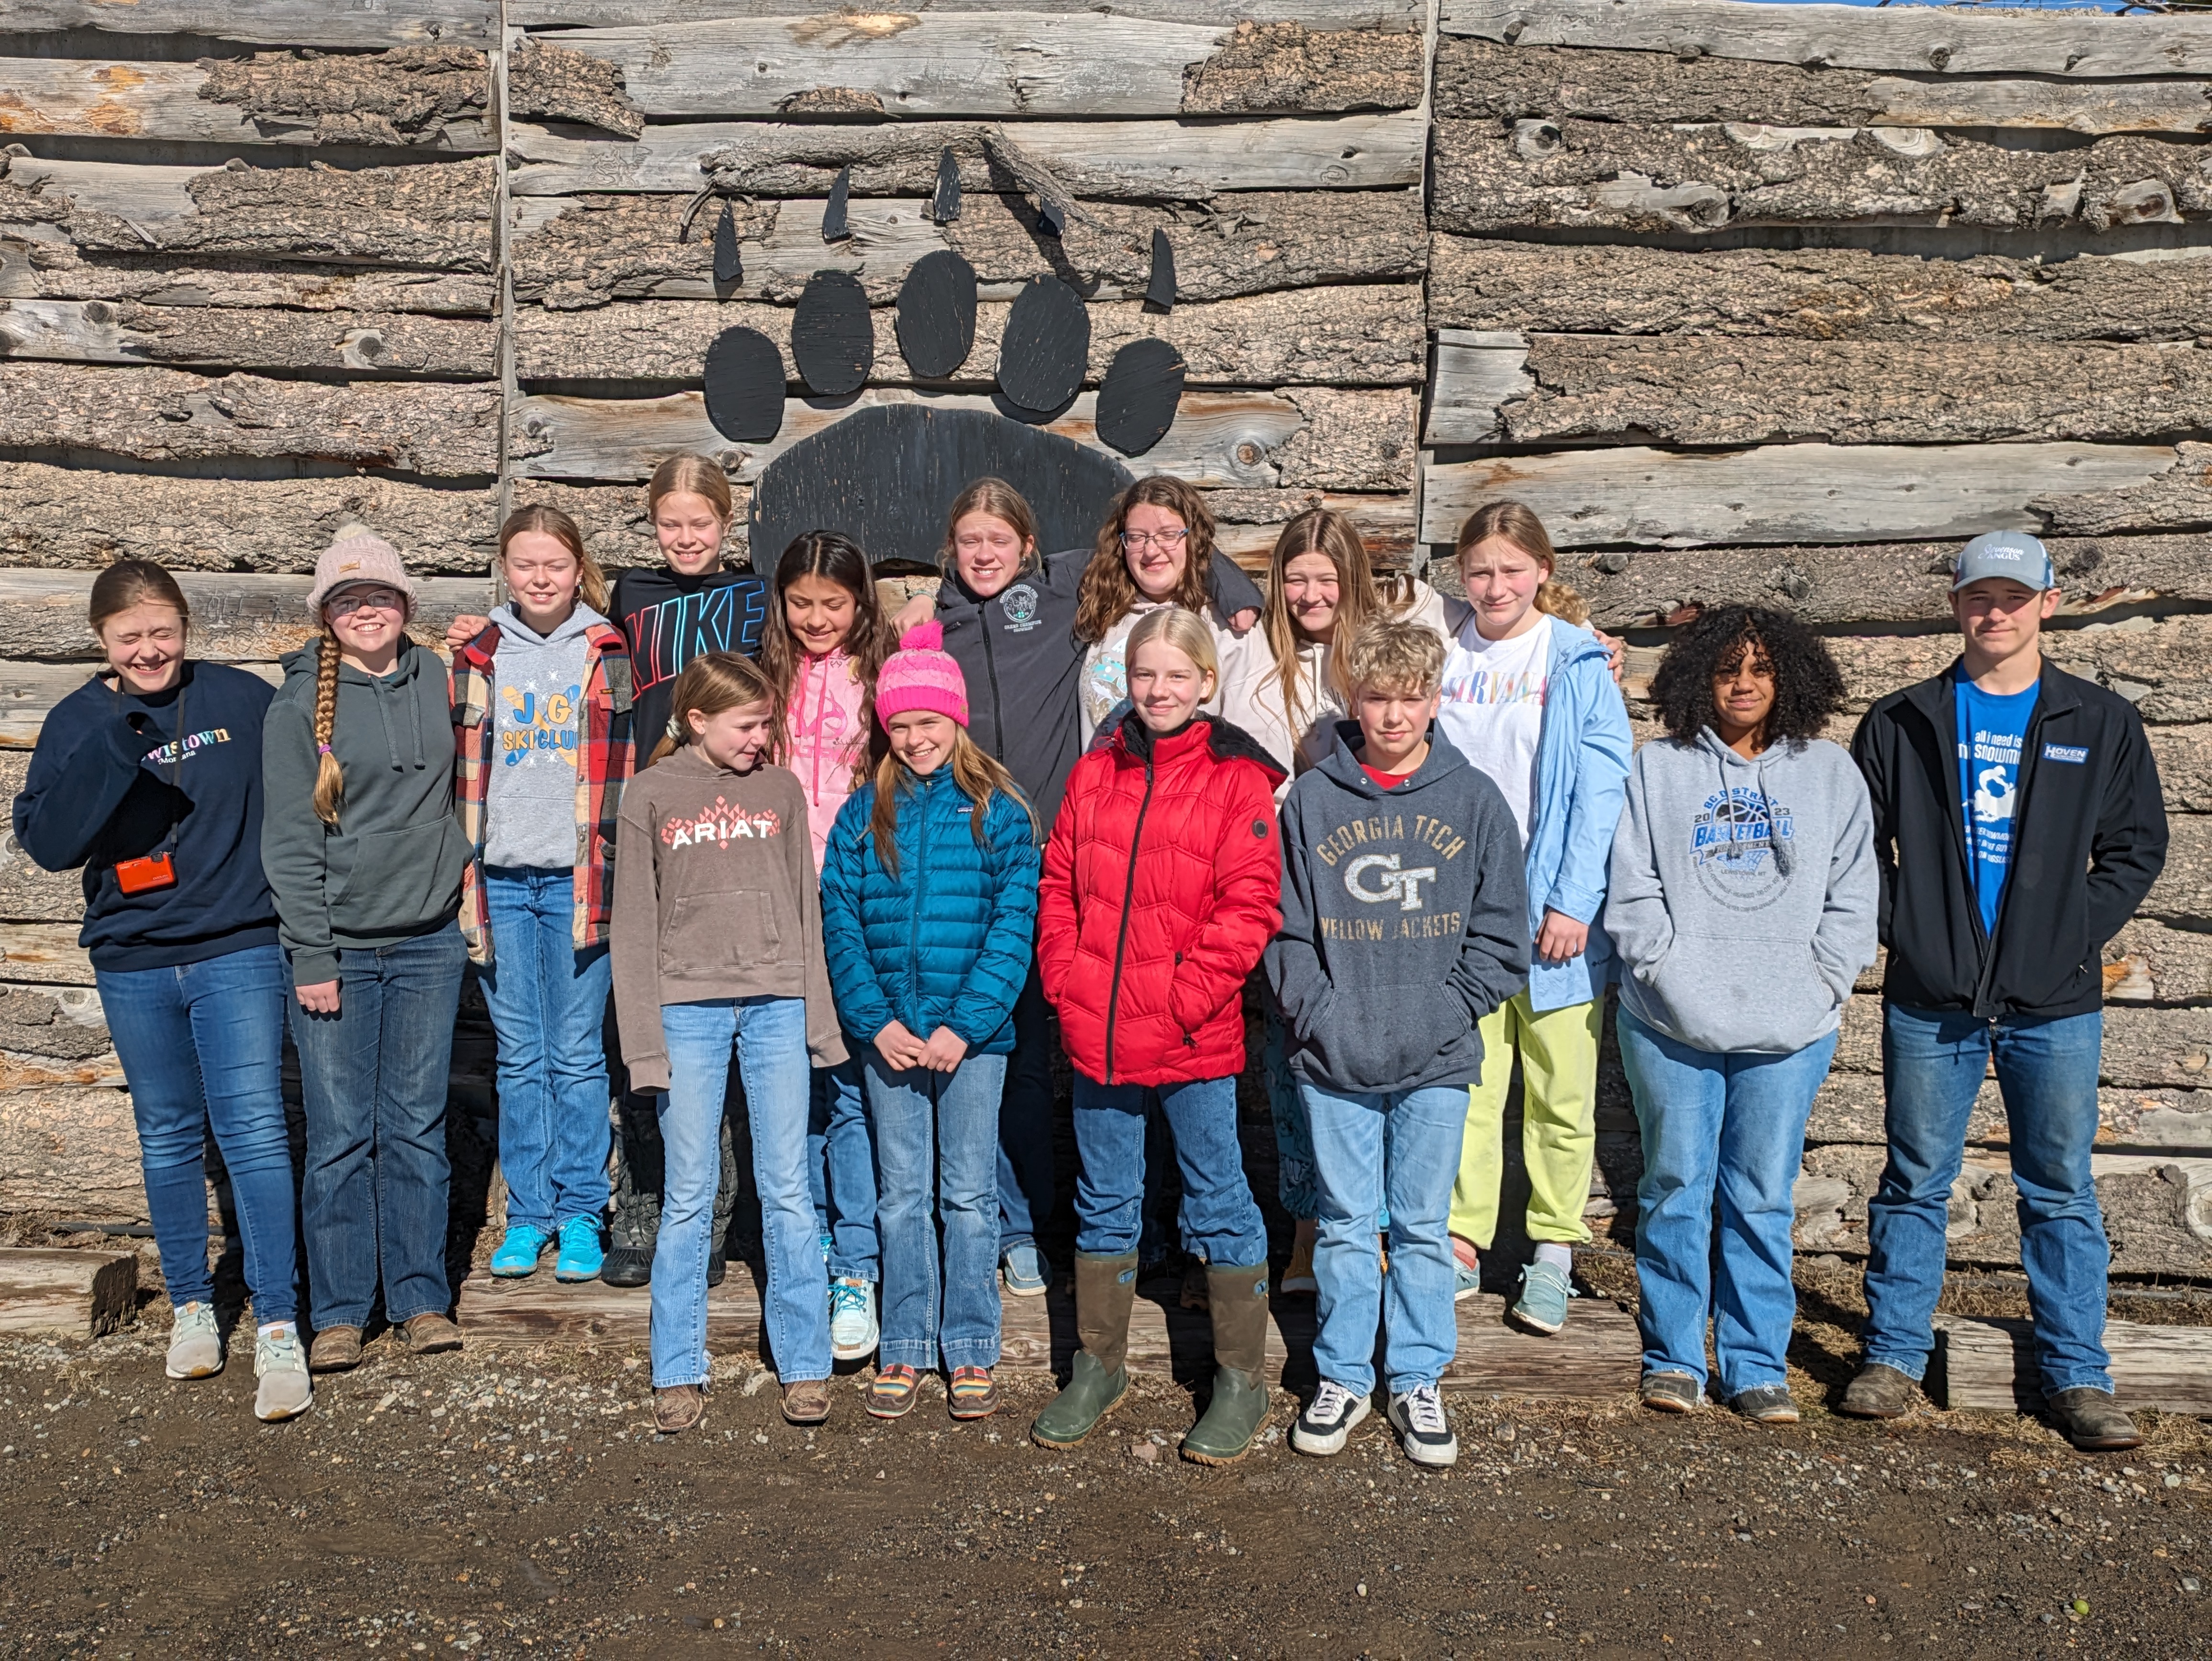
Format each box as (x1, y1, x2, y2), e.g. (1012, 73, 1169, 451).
(1435, 37, 2212, 136)
(1829, 994, 2212, 1094)
(511, 476, 748, 571)
(1938, 1315, 2212, 1416)
(0, 365, 499, 476)
(504, 38, 646, 138)
(1431, 333, 2212, 449)
(516, 0, 1427, 26)
(2035, 440, 2212, 537)
(0, 56, 478, 149)
(1207, 490, 1418, 571)
(5, 0, 496, 47)
(512, 385, 1414, 492)
(0, 244, 494, 318)
(1430, 119, 2212, 238)
(2146, 728, 2212, 818)
(0, 924, 94, 988)
(1800, 1068, 2212, 1155)
(1427, 236, 2212, 345)
(2106, 916, 2212, 1007)
(1443, 0, 2212, 79)
(0, 462, 500, 575)
(538, 16, 1419, 120)
(0, 1085, 145, 1220)
(2146, 815, 2212, 927)
(0, 755, 88, 919)
(0, 1249, 137, 1339)
(1419, 441, 2179, 549)
(511, 113, 1428, 200)
(192, 47, 493, 148)
(0, 298, 496, 377)
(516, 285, 1425, 388)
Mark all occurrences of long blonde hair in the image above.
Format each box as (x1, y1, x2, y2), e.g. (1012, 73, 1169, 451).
(310, 626, 347, 826)
(868, 729, 1034, 878)
(1073, 476, 1217, 644)
(1258, 508, 1419, 742)
(646, 651, 775, 766)
(499, 503, 608, 617)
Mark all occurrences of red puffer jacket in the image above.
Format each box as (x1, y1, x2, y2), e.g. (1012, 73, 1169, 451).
(1039, 711, 1286, 1087)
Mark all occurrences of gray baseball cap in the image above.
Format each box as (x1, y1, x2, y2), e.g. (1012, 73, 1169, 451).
(1950, 531, 2055, 593)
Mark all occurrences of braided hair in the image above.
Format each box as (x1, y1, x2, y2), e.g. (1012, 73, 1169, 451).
(310, 626, 345, 826)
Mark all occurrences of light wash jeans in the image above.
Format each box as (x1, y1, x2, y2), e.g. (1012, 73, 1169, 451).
(654, 997, 823, 1390)
(1864, 1003, 2110, 1394)
(807, 1055, 878, 1283)
(478, 867, 613, 1235)
(100, 942, 297, 1325)
(1304, 1079, 1469, 1395)
(1071, 1074, 1266, 1267)
(1618, 1008, 1837, 1396)
(865, 1051, 1008, 1373)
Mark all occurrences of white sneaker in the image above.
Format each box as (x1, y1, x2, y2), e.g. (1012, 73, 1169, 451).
(253, 1328, 313, 1422)
(829, 1277, 878, 1361)
(1387, 1384, 1459, 1468)
(1290, 1378, 1371, 1457)
(165, 1301, 223, 1380)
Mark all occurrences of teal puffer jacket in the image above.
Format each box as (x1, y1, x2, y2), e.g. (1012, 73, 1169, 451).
(819, 767, 1040, 1054)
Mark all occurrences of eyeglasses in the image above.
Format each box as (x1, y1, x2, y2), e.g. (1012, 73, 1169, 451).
(1120, 529, 1188, 553)
(326, 588, 406, 617)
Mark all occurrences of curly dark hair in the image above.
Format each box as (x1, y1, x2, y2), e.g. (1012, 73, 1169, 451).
(1648, 605, 1847, 747)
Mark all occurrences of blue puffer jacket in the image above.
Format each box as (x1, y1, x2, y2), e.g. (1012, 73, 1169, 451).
(819, 766, 1040, 1054)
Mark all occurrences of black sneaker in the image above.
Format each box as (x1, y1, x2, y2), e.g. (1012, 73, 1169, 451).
(1290, 1379, 1371, 1457)
(1386, 1384, 1458, 1468)
(601, 1246, 653, 1289)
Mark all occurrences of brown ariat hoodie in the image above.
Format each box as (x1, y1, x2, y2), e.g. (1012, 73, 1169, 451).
(610, 745, 847, 1091)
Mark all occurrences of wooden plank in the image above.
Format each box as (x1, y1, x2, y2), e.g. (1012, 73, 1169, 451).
(2107, 916, 2212, 1007)
(1431, 118, 2212, 240)
(2147, 814, 2212, 927)
(0, 924, 94, 988)
(2037, 439, 2212, 539)
(1427, 333, 2212, 450)
(0, 1248, 136, 1339)
(509, 111, 1428, 199)
(0, 298, 497, 376)
(1436, 37, 2212, 136)
(1418, 441, 2179, 549)
(0, 660, 280, 749)
(1829, 994, 2212, 1095)
(0, 1085, 145, 1219)
(0, 244, 493, 318)
(1937, 1317, 2212, 1416)
(1427, 236, 2212, 345)
(516, 1, 1425, 24)
(1208, 490, 1417, 571)
(2, 1, 496, 47)
(1441, 0, 2212, 79)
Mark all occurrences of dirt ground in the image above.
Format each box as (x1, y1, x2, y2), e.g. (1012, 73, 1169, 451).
(2, 1252, 2207, 1661)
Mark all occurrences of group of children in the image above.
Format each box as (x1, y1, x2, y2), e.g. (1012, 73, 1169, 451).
(18, 451, 2163, 1462)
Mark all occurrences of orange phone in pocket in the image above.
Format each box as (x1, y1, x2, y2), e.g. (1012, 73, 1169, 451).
(115, 853, 177, 895)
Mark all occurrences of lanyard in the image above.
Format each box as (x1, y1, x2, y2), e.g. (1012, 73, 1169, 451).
(113, 667, 188, 854)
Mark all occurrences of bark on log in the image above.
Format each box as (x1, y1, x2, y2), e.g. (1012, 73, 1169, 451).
(1830, 993, 2212, 1093)
(516, 285, 1425, 388)
(0, 57, 482, 149)
(2106, 915, 2212, 1007)
(193, 47, 492, 148)
(0, 755, 92, 921)
(516, 0, 1425, 22)
(0, 572, 492, 663)
(1435, 37, 2212, 136)
(1443, 0, 2212, 80)
(0, 241, 495, 316)
(509, 194, 779, 311)
(506, 38, 645, 138)
(0, 364, 500, 476)
(1799, 1069, 2212, 1154)
(1427, 236, 2212, 344)
(1206, 490, 1418, 570)
(1419, 442, 2179, 549)
(5, 0, 496, 47)
(1431, 119, 2212, 238)
(1271, 388, 1416, 492)
(0, 1248, 137, 1339)
(2146, 814, 2212, 926)
(0, 298, 496, 377)
(1181, 21, 1426, 115)
(0, 462, 500, 575)
(0, 1085, 144, 1220)
(511, 477, 748, 571)
(0, 924, 95, 988)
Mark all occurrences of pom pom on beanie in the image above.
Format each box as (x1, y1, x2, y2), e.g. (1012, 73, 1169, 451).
(874, 622, 969, 727)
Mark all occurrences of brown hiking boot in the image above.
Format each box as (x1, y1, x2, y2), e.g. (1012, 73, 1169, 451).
(1838, 1362, 1917, 1418)
(308, 1325, 363, 1373)
(655, 1384, 706, 1434)
(2046, 1387, 2142, 1452)
(781, 1379, 831, 1425)
(1182, 1263, 1272, 1466)
(404, 1312, 464, 1355)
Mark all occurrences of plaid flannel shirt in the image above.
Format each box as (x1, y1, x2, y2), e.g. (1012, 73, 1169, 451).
(452, 621, 635, 965)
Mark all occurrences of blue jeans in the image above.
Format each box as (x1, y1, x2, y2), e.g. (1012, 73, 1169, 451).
(1864, 1003, 2110, 1394)
(1618, 1008, 1837, 1396)
(1304, 1080, 1468, 1395)
(1263, 1008, 1318, 1221)
(1071, 1074, 1266, 1267)
(292, 923, 467, 1332)
(996, 960, 1058, 1257)
(100, 942, 297, 1326)
(656, 997, 823, 1389)
(866, 1051, 1008, 1372)
(478, 867, 613, 1235)
(807, 1056, 878, 1284)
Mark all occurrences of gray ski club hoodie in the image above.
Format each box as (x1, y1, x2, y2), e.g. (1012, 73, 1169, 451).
(483, 600, 603, 871)
(1264, 721, 1530, 1095)
(1605, 729, 1879, 1057)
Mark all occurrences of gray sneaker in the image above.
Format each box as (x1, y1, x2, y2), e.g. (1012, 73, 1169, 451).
(165, 1301, 223, 1380)
(253, 1328, 313, 1423)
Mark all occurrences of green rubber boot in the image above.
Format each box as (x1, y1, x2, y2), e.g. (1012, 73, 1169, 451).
(1029, 1251, 1137, 1449)
(1181, 1262, 1272, 1466)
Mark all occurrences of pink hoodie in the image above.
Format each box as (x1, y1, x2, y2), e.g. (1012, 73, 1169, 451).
(787, 648, 868, 870)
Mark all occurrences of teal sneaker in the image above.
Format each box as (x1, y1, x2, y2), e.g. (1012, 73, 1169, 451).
(1452, 1262, 1483, 1303)
(1510, 1259, 1573, 1335)
(553, 1217, 605, 1283)
(829, 1277, 878, 1361)
(490, 1225, 548, 1278)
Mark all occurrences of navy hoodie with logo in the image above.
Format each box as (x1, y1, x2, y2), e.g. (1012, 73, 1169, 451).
(1265, 721, 1530, 1095)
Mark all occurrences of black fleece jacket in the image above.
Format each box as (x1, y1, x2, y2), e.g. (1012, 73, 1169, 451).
(1850, 655, 2167, 1020)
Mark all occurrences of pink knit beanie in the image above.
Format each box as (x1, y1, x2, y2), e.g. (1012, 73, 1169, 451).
(874, 622, 969, 726)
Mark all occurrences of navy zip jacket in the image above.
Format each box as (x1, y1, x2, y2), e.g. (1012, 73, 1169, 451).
(1851, 655, 2166, 1020)
(13, 662, 280, 971)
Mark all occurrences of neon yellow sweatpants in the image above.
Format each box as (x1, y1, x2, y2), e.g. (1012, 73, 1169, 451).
(1448, 990, 1603, 1250)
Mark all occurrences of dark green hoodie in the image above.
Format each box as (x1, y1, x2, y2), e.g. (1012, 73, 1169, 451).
(261, 638, 466, 987)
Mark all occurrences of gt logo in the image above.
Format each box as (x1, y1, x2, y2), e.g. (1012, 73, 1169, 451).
(1344, 852, 1437, 912)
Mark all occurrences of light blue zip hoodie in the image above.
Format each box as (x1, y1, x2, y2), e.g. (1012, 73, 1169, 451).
(1439, 603, 1633, 1012)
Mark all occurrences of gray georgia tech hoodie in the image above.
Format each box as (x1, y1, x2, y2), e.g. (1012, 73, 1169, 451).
(1605, 729, 1879, 1056)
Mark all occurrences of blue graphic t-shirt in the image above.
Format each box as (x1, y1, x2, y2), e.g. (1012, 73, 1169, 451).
(1955, 671, 2039, 938)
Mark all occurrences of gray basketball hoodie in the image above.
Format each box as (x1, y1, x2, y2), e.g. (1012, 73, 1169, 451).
(1265, 721, 1530, 1095)
(1606, 729, 1879, 1056)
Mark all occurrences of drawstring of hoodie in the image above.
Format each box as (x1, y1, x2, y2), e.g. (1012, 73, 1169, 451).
(1708, 728, 1793, 878)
